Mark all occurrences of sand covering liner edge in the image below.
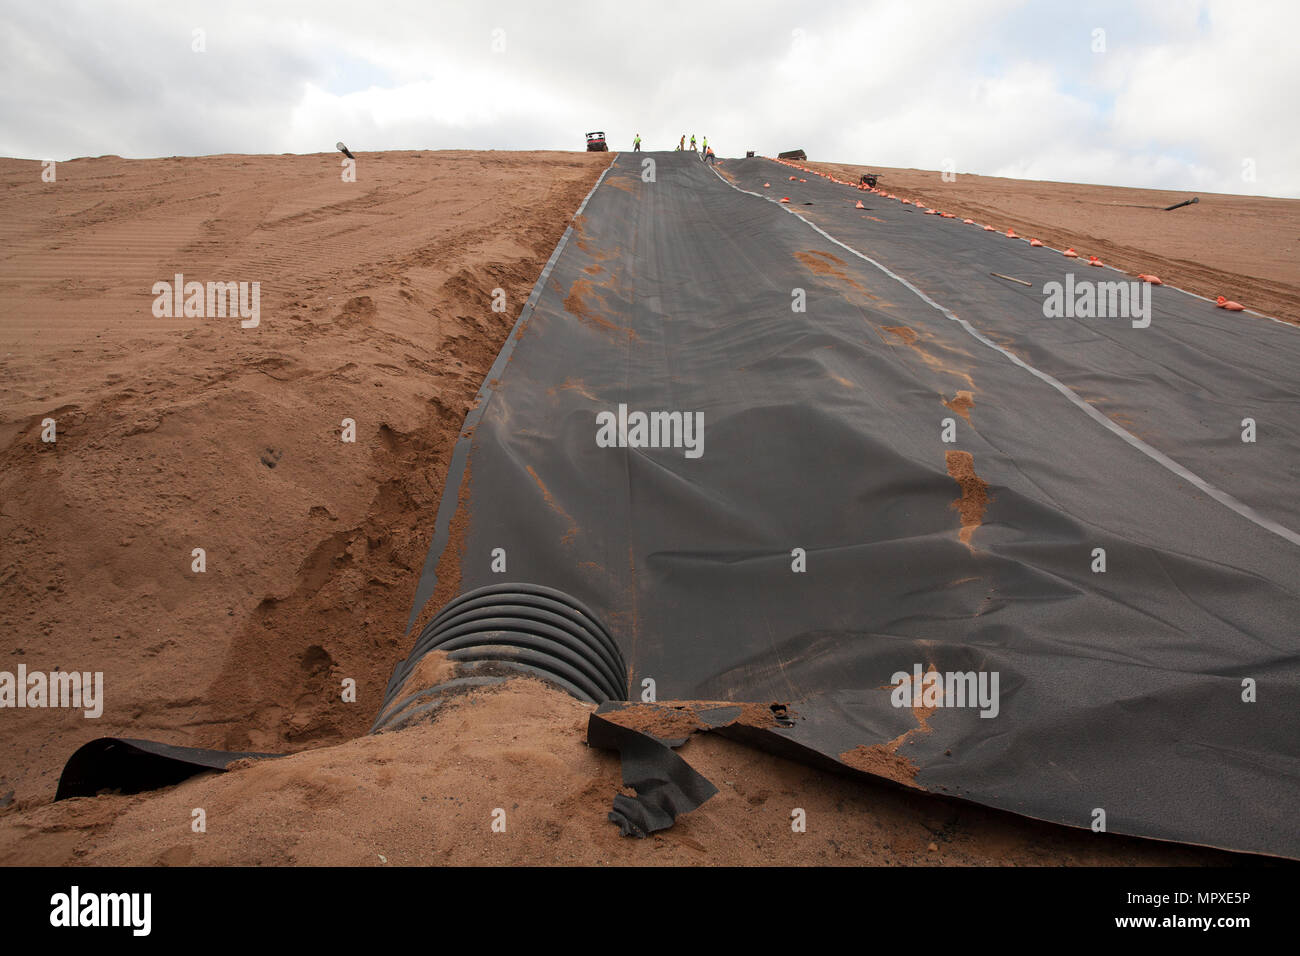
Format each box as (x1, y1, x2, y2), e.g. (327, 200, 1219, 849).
(587, 700, 797, 837)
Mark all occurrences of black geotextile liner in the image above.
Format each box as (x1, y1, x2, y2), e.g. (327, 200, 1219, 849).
(584, 700, 815, 835)
(56, 739, 280, 800)
(586, 707, 718, 837)
(723, 158, 1300, 532)
(406, 150, 1300, 858)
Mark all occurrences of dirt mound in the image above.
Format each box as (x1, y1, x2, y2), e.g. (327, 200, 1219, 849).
(0, 149, 610, 801)
(0, 678, 1237, 866)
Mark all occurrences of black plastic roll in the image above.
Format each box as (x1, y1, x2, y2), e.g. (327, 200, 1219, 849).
(372, 583, 628, 732)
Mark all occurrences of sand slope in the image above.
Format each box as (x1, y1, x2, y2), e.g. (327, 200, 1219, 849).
(0, 150, 609, 804)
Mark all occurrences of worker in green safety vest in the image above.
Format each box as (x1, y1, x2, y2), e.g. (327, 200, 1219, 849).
(633, 134, 641, 151)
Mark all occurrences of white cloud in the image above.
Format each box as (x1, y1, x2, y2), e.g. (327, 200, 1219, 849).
(1, 0, 1295, 196)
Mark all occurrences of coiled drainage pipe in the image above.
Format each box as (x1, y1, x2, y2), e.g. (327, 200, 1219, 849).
(371, 582, 629, 732)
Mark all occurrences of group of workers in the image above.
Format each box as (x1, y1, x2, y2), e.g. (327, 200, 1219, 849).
(630, 133, 716, 163)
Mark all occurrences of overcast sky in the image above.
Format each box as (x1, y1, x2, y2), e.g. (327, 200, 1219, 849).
(3, 0, 1297, 196)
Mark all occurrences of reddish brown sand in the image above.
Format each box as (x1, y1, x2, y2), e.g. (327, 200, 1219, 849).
(801, 161, 1300, 326)
(945, 450, 991, 547)
(0, 149, 1268, 865)
(0, 150, 610, 805)
(600, 699, 794, 739)
(793, 249, 863, 290)
(879, 324, 977, 390)
(943, 391, 975, 422)
(0, 678, 1244, 866)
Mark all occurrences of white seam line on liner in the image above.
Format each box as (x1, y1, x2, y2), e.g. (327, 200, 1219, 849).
(710, 163, 1300, 549)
